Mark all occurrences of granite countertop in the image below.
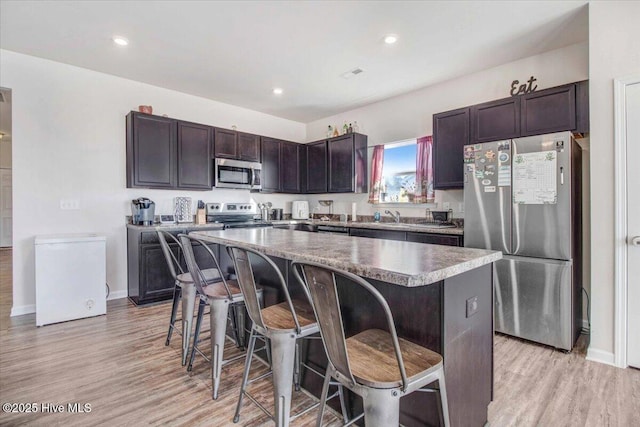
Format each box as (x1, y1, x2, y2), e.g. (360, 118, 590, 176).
(190, 228, 500, 287)
(271, 219, 465, 236)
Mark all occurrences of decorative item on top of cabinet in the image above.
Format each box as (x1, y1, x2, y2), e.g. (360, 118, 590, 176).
(510, 76, 538, 96)
(138, 105, 153, 114)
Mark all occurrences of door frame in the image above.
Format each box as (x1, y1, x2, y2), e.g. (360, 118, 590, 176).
(614, 73, 640, 368)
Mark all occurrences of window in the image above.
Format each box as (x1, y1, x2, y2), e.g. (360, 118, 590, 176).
(380, 139, 417, 203)
(368, 136, 434, 204)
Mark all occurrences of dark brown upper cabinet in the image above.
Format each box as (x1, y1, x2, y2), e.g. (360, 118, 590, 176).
(471, 97, 521, 143)
(214, 128, 261, 162)
(305, 140, 328, 193)
(237, 132, 261, 162)
(126, 112, 177, 189)
(213, 128, 237, 158)
(521, 83, 576, 136)
(433, 107, 470, 190)
(328, 133, 368, 193)
(280, 141, 302, 193)
(177, 121, 212, 189)
(126, 112, 212, 191)
(260, 138, 303, 193)
(260, 137, 281, 192)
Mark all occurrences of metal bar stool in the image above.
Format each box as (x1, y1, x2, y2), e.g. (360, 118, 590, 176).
(157, 230, 223, 365)
(180, 234, 254, 400)
(226, 246, 348, 427)
(292, 261, 450, 427)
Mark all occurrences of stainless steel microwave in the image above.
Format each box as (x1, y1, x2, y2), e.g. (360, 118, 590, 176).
(214, 158, 262, 190)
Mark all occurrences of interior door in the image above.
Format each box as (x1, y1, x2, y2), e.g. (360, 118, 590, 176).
(0, 169, 11, 247)
(626, 82, 640, 368)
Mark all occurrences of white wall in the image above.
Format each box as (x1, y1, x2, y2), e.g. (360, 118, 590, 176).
(0, 50, 306, 314)
(587, 1, 640, 364)
(0, 139, 10, 169)
(305, 42, 589, 219)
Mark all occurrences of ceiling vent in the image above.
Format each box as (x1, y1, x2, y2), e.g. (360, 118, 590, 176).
(341, 68, 364, 79)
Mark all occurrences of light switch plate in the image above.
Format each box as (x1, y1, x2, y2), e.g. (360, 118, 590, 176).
(466, 296, 478, 318)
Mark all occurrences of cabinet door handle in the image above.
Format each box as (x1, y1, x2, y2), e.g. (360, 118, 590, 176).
(560, 166, 564, 185)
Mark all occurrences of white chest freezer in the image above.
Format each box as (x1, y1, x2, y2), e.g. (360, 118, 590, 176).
(35, 233, 107, 326)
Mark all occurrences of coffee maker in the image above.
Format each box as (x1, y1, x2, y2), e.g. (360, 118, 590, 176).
(131, 198, 155, 225)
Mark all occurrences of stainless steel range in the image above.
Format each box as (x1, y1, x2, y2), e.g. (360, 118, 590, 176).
(206, 202, 272, 229)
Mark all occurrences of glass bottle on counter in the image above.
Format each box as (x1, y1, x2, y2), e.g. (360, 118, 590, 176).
(348, 123, 353, 134)
(342, 121, 348, 135)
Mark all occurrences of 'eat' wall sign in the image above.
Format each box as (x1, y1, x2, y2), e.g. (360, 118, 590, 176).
(511, 76, 538, 96)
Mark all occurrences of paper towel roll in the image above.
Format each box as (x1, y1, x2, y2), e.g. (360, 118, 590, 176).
(351, 203, 357, 222)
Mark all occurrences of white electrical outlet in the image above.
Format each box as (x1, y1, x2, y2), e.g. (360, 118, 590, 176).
(442, 202, 450, 210)
(60, 199, 80, 210)
(458, 203, 464, 213)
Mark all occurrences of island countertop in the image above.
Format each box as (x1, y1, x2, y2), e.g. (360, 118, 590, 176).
(190, 228, 501, 287)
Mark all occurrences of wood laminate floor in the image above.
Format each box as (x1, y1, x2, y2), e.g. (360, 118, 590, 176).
(0, 248, 639, 426)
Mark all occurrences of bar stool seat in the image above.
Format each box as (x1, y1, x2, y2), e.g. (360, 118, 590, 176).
(200, 279, 241, 298)
(261, 299, 317, 331)
(176, 268, 221, 287)
(346, 329, 443, 389)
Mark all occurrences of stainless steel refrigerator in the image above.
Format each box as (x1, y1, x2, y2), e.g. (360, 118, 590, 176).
(463, 131, 582, 351)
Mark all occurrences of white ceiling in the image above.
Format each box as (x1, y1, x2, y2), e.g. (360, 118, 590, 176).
(0, 1, 588, 123)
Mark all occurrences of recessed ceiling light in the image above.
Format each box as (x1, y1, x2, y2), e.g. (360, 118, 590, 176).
(273, 88, 283, 95)
(384, 34, 398, 44)
(112, 36, 129, 46)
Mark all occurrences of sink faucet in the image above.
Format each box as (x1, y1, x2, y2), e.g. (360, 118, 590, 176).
(385, 210, 401, 223)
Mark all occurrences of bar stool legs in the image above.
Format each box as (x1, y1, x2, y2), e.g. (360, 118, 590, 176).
(210, 299, 231, 400)
(181, 283, 197, 366)
(271, 333, 297, 427)
(165, 284, 182, 346)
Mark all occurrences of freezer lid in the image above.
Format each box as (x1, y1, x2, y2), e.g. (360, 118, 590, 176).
(35, 233, 106, 245)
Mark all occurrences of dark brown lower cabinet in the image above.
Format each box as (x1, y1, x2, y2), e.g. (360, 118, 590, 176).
(349, 227, 463, 246)
(348, 228, 406, 241)
(127, 227, 221, 305)
(406, 231, 463, 246)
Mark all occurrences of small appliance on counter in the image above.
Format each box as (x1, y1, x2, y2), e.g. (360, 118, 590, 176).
(131, 197, 155, 225)
(292, 201, 309, 219)
(174, 197, 193, 223)
(271, 208, 283, 220)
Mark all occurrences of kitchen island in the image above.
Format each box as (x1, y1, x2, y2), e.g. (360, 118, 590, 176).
(190, 228, 501, 427)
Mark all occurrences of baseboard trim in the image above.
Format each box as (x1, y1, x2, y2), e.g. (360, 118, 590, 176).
(586, 347, 617, 367)
(107, 290, 127, 301)
(10, 304, 36, 317)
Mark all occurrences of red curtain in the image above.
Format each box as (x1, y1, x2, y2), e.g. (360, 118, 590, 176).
(415, 136, 435, 203)
(368, 145, 385, 204)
